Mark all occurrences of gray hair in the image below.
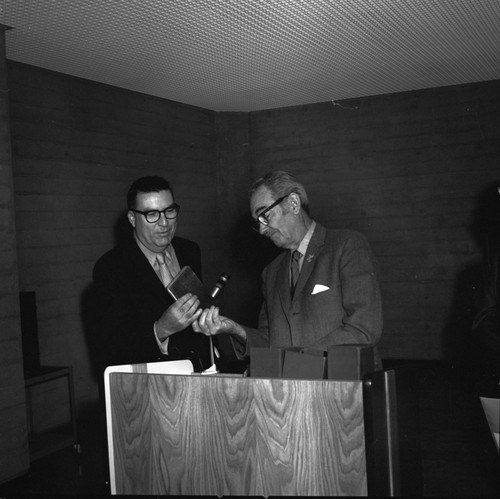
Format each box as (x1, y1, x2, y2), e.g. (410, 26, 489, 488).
(250, 171, 309, 213)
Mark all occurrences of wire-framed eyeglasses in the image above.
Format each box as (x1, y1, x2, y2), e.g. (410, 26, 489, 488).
(252, 195, 289, 232)
(132, 203, 180, 223)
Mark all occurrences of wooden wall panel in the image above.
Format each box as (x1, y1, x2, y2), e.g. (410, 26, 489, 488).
(7, 56, 500, 416)
(108, 373, 366, 496)
(249, 81, 500, 359)
(0, 29, 29, 483)
(8, 61, 222, 409)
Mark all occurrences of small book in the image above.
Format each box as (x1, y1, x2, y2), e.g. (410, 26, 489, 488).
(166, 266, 211, 308)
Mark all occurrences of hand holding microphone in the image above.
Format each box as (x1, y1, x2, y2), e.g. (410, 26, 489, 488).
(193, 272, 231, 335)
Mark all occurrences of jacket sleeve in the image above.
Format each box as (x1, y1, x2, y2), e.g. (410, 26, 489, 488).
(312, 234, 383, 348)
(92, 255, 163, 369)
(229, 271, 271, 359)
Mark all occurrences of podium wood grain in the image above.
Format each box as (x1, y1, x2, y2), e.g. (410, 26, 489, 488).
(108, 374, 366, 496)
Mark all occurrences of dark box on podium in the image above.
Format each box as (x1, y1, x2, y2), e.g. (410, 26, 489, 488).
(327, 345, 376, 380)
(250, 347, 326, 380)
(282, 348, 327, 379)
(250, 347, 286, 378)
(250, 345, 376, 380)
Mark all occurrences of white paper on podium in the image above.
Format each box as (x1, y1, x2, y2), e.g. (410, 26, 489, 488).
(104, 359, 194, 377)
(480, 397, 500, 454)
(144, 359, 194, 374)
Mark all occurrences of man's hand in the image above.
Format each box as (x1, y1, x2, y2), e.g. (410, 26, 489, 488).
(155, 293, 202, 341)
(193, 306, 247, 343)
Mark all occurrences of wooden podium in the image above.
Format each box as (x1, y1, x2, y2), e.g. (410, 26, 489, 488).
(105, 361, 367, 496)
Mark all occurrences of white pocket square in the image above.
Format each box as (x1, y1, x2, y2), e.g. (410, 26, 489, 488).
(312, 284, 330, 295)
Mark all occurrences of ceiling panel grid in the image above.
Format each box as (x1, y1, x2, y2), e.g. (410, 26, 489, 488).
(1, 0, 499, 111)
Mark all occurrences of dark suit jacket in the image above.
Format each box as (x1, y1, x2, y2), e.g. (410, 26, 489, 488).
(92, 235, 211, 372)
(242, 224, 383, 363)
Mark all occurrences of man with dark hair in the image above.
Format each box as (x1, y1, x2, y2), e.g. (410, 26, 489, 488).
(92, 176, 211, 372)
(194, 171, 383, 366)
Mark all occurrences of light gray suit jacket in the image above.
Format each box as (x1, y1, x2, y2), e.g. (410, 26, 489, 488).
(241, 224, 383, 359)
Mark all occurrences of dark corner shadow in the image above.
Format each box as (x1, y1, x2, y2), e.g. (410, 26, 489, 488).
(226, 211, 281, 326)
(80, 211, 131, 402)
(441, 180, 500, 493)
(442, 180, 500, 392)
(208, 212, 281, 373)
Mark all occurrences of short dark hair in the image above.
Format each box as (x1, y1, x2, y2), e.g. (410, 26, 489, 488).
(127, 176, 173, 210)
(250, 170, 309, 213)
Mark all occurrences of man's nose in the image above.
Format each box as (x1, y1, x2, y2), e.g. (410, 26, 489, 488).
(158, 212, 169, 225)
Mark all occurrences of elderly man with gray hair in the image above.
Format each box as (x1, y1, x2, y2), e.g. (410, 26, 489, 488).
(194, 170, 383, 368)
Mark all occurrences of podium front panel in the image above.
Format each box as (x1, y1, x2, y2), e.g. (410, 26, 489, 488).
(107, 372, 366, 496)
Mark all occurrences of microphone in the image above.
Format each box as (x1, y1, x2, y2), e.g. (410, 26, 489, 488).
(207, 272, 230, 370)
(210, 272, 230, 299)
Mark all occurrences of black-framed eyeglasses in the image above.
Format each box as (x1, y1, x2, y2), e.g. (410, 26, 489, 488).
(132, 203, 180, 223)
(252, 195, 289, 232)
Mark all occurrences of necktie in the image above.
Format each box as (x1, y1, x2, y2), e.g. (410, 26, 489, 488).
(156, 252, 173, 287)
(290, 250, 301, 296)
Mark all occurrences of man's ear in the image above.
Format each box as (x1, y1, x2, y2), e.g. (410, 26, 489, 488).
(288, 192, 301, 214)
(127, 210, 136, 228)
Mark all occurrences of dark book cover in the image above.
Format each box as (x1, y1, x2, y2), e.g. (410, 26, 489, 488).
(167, 266, 211, 308)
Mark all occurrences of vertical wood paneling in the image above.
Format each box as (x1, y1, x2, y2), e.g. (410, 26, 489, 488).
(8, 61, 222, 409)
(249, 81, 500, 359)
(0, 30, 29, 483)
(7, 56, 500, 418)
(109, 374, 366, 496)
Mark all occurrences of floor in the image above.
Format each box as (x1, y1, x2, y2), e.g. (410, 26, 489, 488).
(0, 403, 110, 497)
(0, 360, 498, 497)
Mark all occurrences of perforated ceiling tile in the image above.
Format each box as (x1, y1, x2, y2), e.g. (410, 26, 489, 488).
(2, 0, 500, 111)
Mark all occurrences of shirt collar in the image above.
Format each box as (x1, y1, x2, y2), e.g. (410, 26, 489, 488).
(294, 220, 316, 258)
(134, 233, 171, 267)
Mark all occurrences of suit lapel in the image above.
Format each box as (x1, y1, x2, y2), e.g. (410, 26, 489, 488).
(292, 224, 326, 301)
(126, 239, 170, 299)
(172, 237, 201, 277)
(276, 252, 292, 314)
(172, 238, 185, 268)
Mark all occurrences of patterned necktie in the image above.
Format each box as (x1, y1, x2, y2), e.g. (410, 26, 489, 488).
(290, 250, 301, 297)
(156, 252, 173, 287)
